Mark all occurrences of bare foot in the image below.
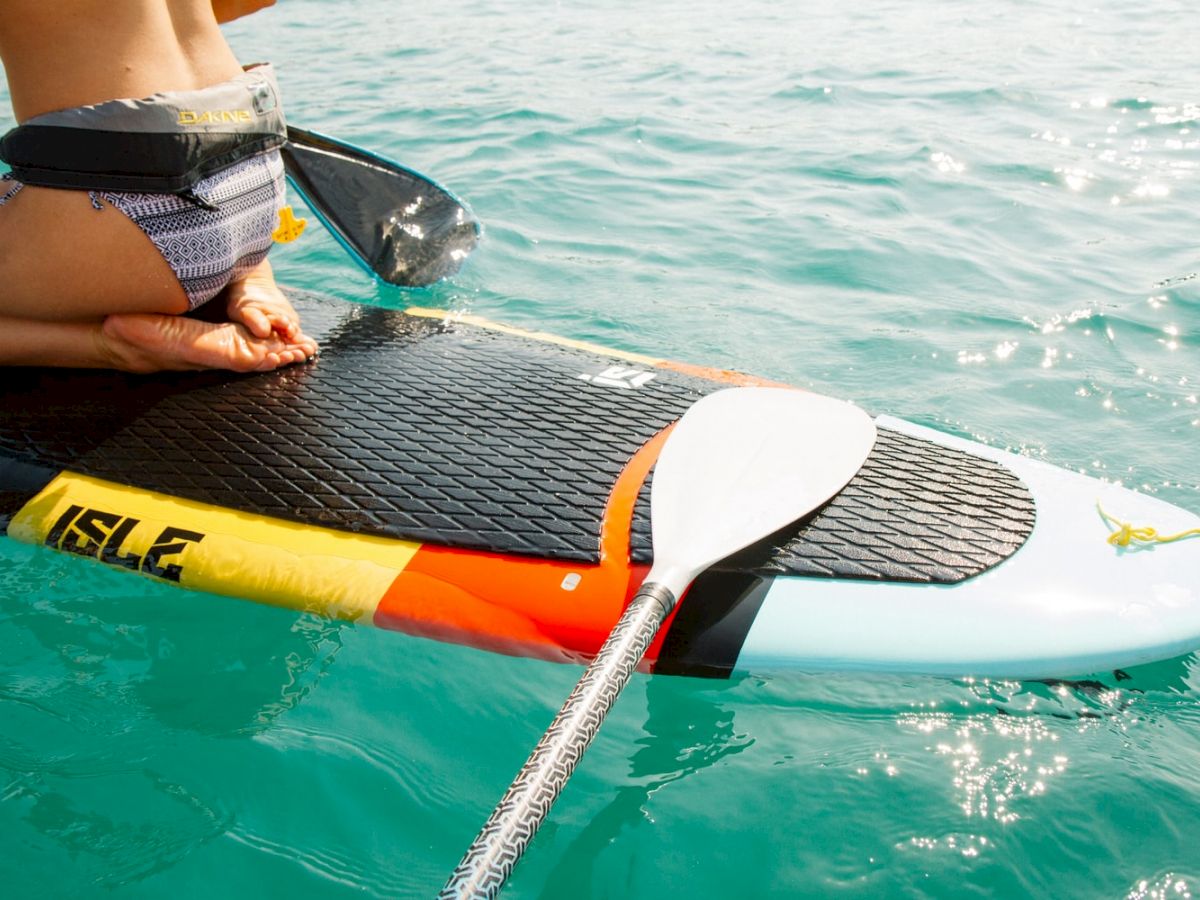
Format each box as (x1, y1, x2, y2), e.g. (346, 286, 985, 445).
(99, 312, 318, 374)
(223, 259, 309, 342)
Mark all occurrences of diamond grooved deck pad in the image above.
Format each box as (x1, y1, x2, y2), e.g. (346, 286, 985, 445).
(630, 427, 1037, 582)
(0, 290, 1034, 583)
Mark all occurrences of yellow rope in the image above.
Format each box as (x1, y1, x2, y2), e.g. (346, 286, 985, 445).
(1098, 502, 1200, 548)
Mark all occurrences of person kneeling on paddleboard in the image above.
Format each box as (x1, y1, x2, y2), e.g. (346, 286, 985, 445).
(0, 0, 317, 373)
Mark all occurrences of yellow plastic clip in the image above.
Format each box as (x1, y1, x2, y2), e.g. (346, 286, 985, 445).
(272, 205, 307, 243)
(1098, 502, 1200, 548)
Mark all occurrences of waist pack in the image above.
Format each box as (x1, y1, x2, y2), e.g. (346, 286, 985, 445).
(0, 63, 286, 194)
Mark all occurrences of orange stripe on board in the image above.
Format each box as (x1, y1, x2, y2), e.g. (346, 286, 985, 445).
(374, 426, 675, 665)
(656, 360, 792, 388)
(600, 425, 677, 665)
(599, 424, 672, 567)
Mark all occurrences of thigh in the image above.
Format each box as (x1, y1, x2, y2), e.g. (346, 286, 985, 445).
(0, 184, 189, 320)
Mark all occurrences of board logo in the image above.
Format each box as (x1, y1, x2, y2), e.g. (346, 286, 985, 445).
(45, 504, 205, 583)
(577, 366, 656, 390)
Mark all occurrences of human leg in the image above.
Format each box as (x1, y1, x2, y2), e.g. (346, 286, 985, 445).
(0, 182, 190, 320)
(99, 313, 316, 373)
(0, 312, 312, 372)
(0, 184, 317, 371)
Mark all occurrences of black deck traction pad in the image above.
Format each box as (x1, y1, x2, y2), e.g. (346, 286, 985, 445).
(0, 290, 1035, 584)
(631, 428, 1037, 582)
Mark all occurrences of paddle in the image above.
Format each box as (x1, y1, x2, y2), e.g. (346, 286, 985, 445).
(280, 127, 480, 287)
(439, 386, 877, 899)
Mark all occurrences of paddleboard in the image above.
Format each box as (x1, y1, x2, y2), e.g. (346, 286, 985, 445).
(2, 289, 1198, 678)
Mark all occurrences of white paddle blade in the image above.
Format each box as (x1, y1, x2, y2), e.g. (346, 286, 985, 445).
(647, 387, 876, 595)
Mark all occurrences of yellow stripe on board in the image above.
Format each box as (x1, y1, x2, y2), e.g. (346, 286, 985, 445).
(402, 306, 781, 387)
(405, 306, 663, 365)
(9, 473, 420, 622)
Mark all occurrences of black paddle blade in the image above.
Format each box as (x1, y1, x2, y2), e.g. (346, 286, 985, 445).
(281, 126, 480, 287)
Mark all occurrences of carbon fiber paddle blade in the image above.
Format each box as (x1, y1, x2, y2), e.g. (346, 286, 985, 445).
(282, 126, 480, 286)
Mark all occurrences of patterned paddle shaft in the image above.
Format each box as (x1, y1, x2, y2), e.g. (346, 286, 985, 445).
(439, 582, 678, 900)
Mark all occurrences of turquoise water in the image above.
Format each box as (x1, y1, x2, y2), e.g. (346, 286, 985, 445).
(2, 0, 1199, 896)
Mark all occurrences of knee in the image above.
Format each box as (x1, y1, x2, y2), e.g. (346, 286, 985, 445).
(158, 290, 191, 316)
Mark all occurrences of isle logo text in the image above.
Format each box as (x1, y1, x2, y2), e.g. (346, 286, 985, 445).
(46, 504, 205, 583)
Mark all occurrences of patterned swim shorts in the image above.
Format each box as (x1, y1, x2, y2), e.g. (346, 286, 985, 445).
(0, 150, 285, 310)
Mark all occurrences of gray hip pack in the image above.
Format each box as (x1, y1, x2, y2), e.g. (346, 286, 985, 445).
(0, 63, 287, 195)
